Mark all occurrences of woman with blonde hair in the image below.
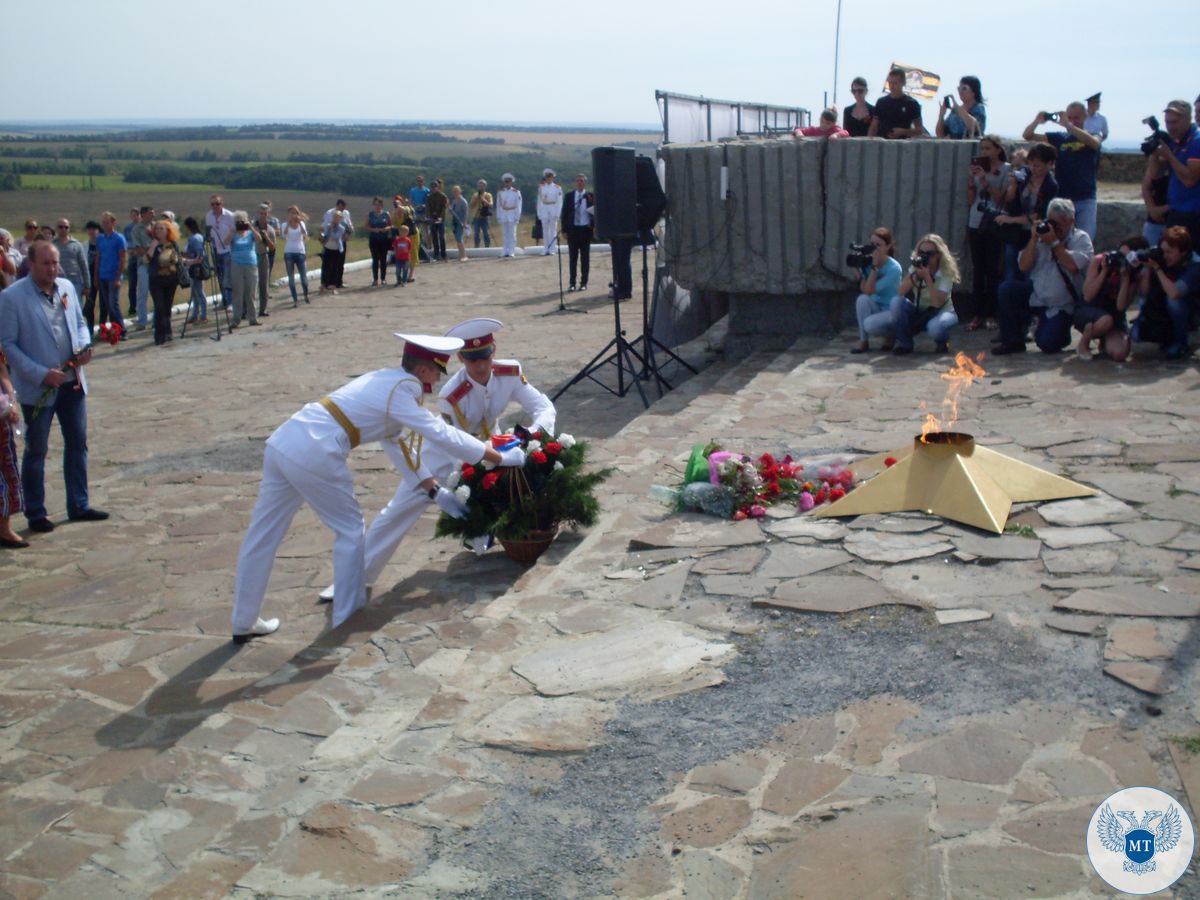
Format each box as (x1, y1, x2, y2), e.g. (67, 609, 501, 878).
(146, 217, 183, 345)
(892, 233, 961, 355)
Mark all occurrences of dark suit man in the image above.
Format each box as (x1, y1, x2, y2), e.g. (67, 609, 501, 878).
(561, 173, 595, 292)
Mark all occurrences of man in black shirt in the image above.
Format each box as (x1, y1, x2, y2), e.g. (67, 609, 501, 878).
(869, 68, 925, 139)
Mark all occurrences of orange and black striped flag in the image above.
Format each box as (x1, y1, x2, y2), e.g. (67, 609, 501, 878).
(888, 63, 941, 100)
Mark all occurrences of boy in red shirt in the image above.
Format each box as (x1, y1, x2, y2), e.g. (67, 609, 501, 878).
(391, 226, 412, 286)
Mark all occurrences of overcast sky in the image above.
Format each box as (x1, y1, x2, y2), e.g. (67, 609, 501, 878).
(6, 0, 1197, 148)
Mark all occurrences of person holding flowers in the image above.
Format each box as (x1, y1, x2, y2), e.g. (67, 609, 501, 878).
(0, 242, 107, 534)
(319, 318, 555, 601)
(235, 333, 526, 640)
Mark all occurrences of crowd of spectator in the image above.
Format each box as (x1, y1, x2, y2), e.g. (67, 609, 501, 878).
(817, 67, 1200, 364)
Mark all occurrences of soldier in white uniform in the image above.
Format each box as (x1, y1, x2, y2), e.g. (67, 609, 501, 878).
(496, 173, 523, 258)
(319, 318, 555, 601)
(232, 333, 526, 641)
(537, 168, 563, 255)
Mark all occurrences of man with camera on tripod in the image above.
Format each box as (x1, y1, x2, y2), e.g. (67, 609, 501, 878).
(1152, 100, 1200, 247)
(994, 198, 1093, 355)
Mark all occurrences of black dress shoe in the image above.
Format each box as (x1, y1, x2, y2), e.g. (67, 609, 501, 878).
(69, 508, 109, 522)
(28, 517, 55, 533)
(892, 345, 913, 356)
(0, 537, 30, 549)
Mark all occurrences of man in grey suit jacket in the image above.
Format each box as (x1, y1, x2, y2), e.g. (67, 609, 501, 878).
(0, 242, 107, 532)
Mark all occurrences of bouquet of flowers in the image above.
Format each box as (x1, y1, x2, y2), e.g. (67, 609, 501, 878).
(673, 441, 857, 519)
(98, 322, 124, 346)
(434, 429, 613, 542)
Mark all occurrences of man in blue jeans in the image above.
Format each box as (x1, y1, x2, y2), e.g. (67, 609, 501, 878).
(994, 198, 1093, 355)
(0, 242, 108, 532)
(94, 212, 127, 337)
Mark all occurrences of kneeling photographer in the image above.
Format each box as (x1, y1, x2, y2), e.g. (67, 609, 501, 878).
(1077, 236, 1148, 361)
(1130, 226, 1200, 360)
(995, 198, 1093, 355)
(849, 228, 903, 354)
(892, 234, 960, 355)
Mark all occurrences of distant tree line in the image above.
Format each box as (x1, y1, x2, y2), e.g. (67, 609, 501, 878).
(0, 124, 487, 145)
(120, 155, 578, 200)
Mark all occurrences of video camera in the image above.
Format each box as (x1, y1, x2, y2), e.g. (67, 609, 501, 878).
(1141, 116, 1171, 156)
(846, 242, 873, 269)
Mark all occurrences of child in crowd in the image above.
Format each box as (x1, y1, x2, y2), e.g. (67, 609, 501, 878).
(392, 226, 412, 286)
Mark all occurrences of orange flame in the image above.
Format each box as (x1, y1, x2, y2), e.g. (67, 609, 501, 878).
(920, 353, 987, 441)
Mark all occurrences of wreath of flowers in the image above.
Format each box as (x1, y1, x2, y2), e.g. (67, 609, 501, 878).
(434, 430, 613, 541)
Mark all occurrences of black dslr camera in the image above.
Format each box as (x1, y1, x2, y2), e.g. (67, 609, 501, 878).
(912, 250, 933, 269)
(1102, 250, 1127, 270)
(1041, 111, 1060, 123)
(1136, 247, 1165, 265)
(1141, 116, 1171, 156)
(1035, 221, 1052, 236)
(846, 242, 873, 268)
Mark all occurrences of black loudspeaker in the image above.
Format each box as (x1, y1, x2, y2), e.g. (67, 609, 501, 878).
(592, 146, 637, 239)
(634, 155, 667, 234)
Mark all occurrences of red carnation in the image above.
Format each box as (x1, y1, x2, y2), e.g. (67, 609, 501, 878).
(814, 489, 828, 504)
(838, 469, 854, 486)
(829, 487, 846, 501)
(481, 472, 499, 490)
(461, 464, 476, 479)
(532, 450, 548, 464)
(884, 456, 898, 467)
(545, 441, 562, 455)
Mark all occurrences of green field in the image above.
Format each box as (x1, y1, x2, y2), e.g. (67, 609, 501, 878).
(18, 174, 219, 192)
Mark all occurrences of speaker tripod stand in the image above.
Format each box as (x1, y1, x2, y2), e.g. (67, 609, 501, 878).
(551, 278, 649, 408)
(635, 242, 697, 395)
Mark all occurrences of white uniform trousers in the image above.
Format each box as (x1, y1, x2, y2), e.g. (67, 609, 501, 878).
(357, 444, 456, 591)
(232, 444, 367, 631)
(539, 217, 558, 253)
(501, 221, 518, 256)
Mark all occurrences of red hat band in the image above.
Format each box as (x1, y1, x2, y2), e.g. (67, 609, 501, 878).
(405, 343, 451, 371)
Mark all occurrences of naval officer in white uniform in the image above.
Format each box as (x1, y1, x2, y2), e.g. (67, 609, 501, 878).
(496, 173, 523, 258)
(232, 333, 526, 641)
(319, 318, 555, 601)
(537, 168, 563, 255)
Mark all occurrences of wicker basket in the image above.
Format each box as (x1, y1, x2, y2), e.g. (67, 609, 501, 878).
(498, 527, 558, 564)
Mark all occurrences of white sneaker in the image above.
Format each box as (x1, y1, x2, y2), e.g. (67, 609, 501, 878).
(233, 616, 280, 644)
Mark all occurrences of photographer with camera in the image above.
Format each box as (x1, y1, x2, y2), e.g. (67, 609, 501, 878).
(1077, 235, 1149, 361)
(935, 76, 986, 140)
(1023, 103, 1101, 240)
(963, 135, 1010, 332)
(1129, 226, 1200, 360)
(994, 198, 1093, 355)
(994, 144, 1059, 282)
(892, 234, 961, 355)
(1151, 100, 1200, 247)
(849, 228, 903, 354)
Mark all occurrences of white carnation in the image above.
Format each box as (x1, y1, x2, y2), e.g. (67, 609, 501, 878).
(446, 470, 461, 489)
(557, 433, 576, 448)
(553, 461, 564, 471)
(455, 485, 471, 503)
(527, 440, 543, 453)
